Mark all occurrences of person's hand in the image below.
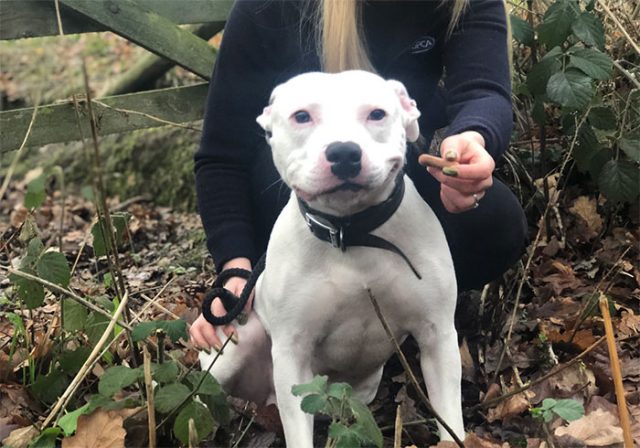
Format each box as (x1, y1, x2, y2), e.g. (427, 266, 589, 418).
(189, 258, 254, 352)
(426, 131, 495, 213)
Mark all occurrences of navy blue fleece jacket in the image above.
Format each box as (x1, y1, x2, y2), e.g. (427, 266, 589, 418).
(194, 0, 512, 272)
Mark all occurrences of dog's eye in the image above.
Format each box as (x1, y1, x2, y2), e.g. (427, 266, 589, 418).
(292, 110, 312, 124)
(368, 109, 386, 121)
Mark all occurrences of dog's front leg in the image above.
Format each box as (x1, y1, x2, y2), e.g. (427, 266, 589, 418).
(416, 323, 465, 440)
(271, 344, 315, 447)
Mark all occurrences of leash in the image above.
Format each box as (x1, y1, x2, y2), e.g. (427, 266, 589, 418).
(202, 173, 420, 326)
(201, 255, 265, 326)
(298, 173, 422, 279)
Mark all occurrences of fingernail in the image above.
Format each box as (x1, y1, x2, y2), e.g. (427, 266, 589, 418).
(442, 167, 458, 177)
(202, 346, 211, 355)
(213, 344, 222, 353)
(230, 332, 239, 345)
(445, 150, 458, 161)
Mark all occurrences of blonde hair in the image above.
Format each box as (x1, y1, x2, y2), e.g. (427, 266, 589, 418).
(317, 0, 470, 73)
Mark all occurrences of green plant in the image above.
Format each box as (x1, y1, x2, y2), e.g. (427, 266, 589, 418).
(292, 375, 383, 448)
(511, 0, 639, 204)
(530, 398, 585, 422)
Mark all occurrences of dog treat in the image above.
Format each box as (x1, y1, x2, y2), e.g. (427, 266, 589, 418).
(418, 153, 458, 169)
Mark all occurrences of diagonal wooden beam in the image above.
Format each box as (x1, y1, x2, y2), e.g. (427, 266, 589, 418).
(0, 0, 233, 40)
(60, 0, 216, 79)
(0, 84, 208, 153)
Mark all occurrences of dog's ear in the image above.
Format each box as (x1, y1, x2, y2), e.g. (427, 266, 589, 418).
(387, 80, 421, 142)
(256, 105, 272, 131)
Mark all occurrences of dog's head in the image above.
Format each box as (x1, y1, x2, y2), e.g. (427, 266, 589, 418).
(257, 70, 420, 215)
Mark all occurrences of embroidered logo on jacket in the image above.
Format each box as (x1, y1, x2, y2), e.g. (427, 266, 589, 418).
(411, 36, 436, 54)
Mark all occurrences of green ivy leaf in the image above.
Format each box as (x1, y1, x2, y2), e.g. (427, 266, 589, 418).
(10, 273, 45, 309)
(25, 174, 46, 209)
(537, 0, 577, 48)
(57, 403, 91, 436)
(598, 159, 640, 203)
(30, 427, 61, 448)
(510, 15, 534, 46)
(201, 391, 231, 427)
(300, 394, 329, 415)
(350, 400, 383, 448)
(291, 375, 328, 397)
(98, 365, 142, 397)
(329, 422, 362, 448)
(30, 369, 69, 404)
(327, 382, 353, 400)
(546, 69, 593, 109)
(173, 400, 215, 446)
(574, 124, 601, 172)
(27, 238, 44, 258)
(36, 251, 70, 288)
(619, 137, 640, 162)
(185, 371, 222, 396)
(569, 48, 613, 80)
(59, 346, 92, 374)
(151, 361, 180, 384)
(588, 106, 617, 130)
(131, 320, 188, 343)
(571, 11, 605, 49)
(91, 214, 129, 257)
(85, 311, 112, 347)
(155, 383, 191, 413)
(552, 399, 585, 421)
(62, 298, 88, 332)
(527, 56, 562, 96)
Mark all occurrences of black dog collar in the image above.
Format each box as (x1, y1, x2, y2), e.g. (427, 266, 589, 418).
(297, 174, 422, 279)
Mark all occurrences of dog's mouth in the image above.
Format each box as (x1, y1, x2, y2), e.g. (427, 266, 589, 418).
(325, 182, 365, 194)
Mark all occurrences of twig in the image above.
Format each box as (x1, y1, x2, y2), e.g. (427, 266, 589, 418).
(394, 405, 403, 448)
(597, 0, 640, 55)
(598, 295, 633, 448)
(53, 0, 64, 36)
(366, 289, 464, 446)
(381, 418, 429, 432)
(470, 335, 607, 412)
(91, 99, 203, 133)
(43, 292, 129, 429)
(143, 346, 157, 448)
(0, 101, 39, 200)
(612, 60, 640, 90)
(231, 416, 255, 448)
(3, 267, 132, 331)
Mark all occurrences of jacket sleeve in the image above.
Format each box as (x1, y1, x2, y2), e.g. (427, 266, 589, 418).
(442, 0, 512, 159)
(194, 1, 282, 272)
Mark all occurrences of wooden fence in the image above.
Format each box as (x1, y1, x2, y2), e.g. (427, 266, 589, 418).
(0, 0, 233, 153)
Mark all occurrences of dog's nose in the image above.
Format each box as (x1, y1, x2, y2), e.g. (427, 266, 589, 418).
(325, 141, 362, 180)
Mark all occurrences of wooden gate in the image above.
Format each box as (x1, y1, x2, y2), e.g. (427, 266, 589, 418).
(0, 0, 233, 153)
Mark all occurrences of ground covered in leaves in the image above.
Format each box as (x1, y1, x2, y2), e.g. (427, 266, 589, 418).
(1, 159, 638, 447)
(1, 2, 640, 446)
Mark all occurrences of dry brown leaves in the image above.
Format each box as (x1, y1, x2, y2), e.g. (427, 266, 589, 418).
(61, 410, 126, 448)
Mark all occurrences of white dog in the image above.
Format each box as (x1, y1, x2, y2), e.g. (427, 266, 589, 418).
(200, 70, 464, 445)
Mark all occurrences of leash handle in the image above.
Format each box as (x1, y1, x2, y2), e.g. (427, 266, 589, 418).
(201, 256, 265, 326)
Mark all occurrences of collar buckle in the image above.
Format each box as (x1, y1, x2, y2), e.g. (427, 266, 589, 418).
(304, 213, 345, 251)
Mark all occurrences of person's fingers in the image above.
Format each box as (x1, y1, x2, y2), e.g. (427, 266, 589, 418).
(190, 314, 222, 352)
(440, 185, 484, 213)
(427, 167, 493, 194)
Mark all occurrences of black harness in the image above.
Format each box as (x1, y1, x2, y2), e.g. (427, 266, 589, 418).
(202, 173, 421, 326)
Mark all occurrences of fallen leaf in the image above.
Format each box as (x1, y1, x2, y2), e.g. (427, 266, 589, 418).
(569, 196, 603, 240)
(61, 410, 125, 448)
(486, 391, 533, 422)
(464, 432, 508, 448)
(2, 425, 39, 448)
(554, 408, 623, 445)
